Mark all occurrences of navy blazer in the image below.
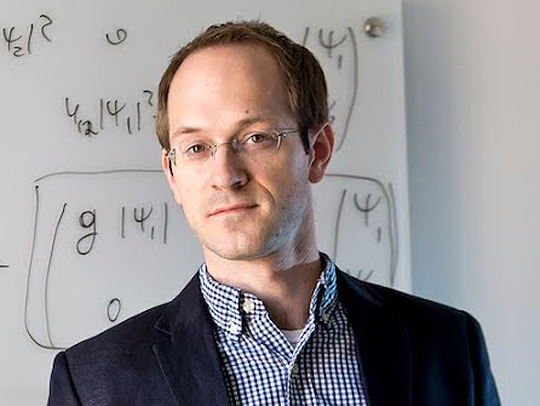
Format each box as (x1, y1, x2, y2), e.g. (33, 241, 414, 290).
(48, 269, 501, 406)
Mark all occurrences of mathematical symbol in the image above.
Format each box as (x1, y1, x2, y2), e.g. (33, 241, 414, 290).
(353, 193, 382, 227)
(39, 14, 53, 42)
(318, 29, 347, 58)
(133, 206, 153, 232)
(105, 28, 128, 46)
(143, 90, 154, 107)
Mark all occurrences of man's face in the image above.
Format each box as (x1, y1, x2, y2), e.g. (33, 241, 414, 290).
(162, 44, 322, 262)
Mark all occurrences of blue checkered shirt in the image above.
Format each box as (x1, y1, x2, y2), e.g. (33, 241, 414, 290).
(199, 252, 369, 405)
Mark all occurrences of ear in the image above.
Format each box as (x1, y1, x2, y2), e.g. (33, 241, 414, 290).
(161, 148, 183, 206)
(308, 122, 334, 183)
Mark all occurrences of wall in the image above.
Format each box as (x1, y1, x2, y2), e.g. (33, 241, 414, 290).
(403, 0, 540, 404)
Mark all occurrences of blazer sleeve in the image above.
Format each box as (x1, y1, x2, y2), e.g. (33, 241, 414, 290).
(465, 313, 501, 406)
(47, 351, 82, 406)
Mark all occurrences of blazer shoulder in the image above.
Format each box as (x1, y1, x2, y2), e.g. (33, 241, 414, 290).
(63, 272, 203, 365)
(336, 270, 501, 405)
(64, 299, 170, 365)
(337, 270, 474, 326)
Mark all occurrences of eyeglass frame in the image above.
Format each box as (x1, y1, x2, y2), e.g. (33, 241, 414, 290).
(166, 128, 301, 168)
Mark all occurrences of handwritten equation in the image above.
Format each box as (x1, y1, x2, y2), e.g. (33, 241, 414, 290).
(302, 26, 358, 152)
(1, 14, 53, 58)
(64, 90, 155, 137)
(313, 174, 397, 287)
(0, 20, 360, 149)
(71, 202, 169, 256)
(1, 14, 130, 60)
(24, 170, 397, 350)
(24, 170, 199, 350)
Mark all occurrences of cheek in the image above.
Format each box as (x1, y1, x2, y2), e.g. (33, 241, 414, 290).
(173, 177, 204, 220)
(279, 154, 311, 188)
(265, 159, 310, 207)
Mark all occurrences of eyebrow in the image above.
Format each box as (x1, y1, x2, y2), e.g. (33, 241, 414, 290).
(170, 116, 274, 140)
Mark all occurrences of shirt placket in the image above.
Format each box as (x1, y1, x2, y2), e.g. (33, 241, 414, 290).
(198, 253, 351, 406)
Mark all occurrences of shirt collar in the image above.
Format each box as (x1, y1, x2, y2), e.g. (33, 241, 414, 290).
(198, 252, 338, 337)
(310, 252, 338, 320)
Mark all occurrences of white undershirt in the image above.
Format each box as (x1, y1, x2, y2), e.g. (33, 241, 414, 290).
(281, 328, 303, 347)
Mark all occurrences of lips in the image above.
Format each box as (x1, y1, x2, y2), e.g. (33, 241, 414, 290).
(209, 204, 257, 216)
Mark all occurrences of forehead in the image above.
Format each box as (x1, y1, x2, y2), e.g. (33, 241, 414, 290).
(167, 44, 293, 130)
(173, 42, 284, 88)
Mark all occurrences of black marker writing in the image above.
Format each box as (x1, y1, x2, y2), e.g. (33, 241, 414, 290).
(78, 120, 98, 136)
(332, 188, 347, 260)
(301, 27, 310, 46)
(136, 102, 141, 131)
(302, 27, 358, 152)
(65, 98, 79, 124)
(27, 24, 34, 54)
(133, 206, 153, 233)
(353, 193, 382, 227)
(3, 27, 23, 55)
(318, 29, 347, 58)
(163, 203, 168, 244)
(325, 173, 399, 287)
(2, 14, 53, 58)
(99, 99, 104, 130)
(39, 14, 53, 42)
(106, 100, 126, 126)
(107, 298, 121, 322)
(143, 90, 154, 107)
(76, 210, 97, 255)
(118, 202, 169, 244)
(121, 206, 126, 238)
(64, 90, 154, 137)
(45, 202, 67, 348)
(105, 28, 127, 46)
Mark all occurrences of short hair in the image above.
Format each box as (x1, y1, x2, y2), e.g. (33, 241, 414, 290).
(155, 20, 329, 154)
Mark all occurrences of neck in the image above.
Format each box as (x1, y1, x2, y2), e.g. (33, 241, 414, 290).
(203, 244, 323, 330)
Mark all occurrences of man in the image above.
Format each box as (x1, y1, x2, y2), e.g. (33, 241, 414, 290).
(48, 21, 500, 405)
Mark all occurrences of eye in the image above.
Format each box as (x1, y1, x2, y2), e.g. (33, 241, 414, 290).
(185, 143, 208, 154)
(246, 132, 272, 144)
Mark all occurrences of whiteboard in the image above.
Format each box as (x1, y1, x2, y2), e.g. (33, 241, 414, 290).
(0, 0, 410, 403)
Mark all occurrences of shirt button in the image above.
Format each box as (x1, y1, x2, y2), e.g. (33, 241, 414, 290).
(291, 363, 299, 374)
(229, 322, 241, 335)
(241, 300, 255, 313)
(321, 312, 331, 323)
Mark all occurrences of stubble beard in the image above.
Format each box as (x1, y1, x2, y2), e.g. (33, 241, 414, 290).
(194, 187, 313, 262)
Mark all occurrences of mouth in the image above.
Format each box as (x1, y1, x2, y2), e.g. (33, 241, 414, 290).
(209, 204, 257, 217)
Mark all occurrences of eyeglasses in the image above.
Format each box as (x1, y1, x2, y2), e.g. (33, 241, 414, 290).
(167, 129, 300, 167)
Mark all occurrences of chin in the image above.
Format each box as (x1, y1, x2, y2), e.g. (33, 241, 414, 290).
(207, 243, 261, 261)
(203, 234, 273, 261)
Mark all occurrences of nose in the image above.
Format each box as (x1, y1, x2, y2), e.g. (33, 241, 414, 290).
(210, 143, 249, 190)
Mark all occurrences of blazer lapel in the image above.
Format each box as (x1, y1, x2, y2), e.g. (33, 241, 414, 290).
(152, 274, 230, 406)
(337, 269, 412, 406)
